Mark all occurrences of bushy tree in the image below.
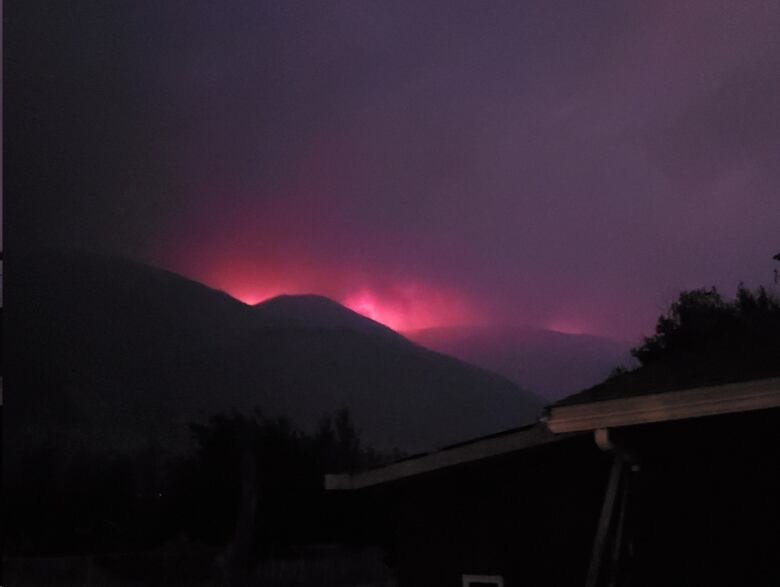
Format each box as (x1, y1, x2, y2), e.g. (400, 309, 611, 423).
(630, 285, 780, 380)
(4, 444, 172, 554)
(6, 407, 397, 558)
(172, 408, 395, 553)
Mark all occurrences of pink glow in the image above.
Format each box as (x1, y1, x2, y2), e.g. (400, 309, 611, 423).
(158, 244, 481, 332)
(545, 318, 592, 336)
(343, 290, 406, 329)
(341, 285, 475, 331)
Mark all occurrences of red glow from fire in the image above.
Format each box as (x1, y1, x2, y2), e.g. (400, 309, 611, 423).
(545, 317, 592, 336)
(159, 248, 480, 332)
(343, 290, 405, 329)
(340, 286, 474, 332)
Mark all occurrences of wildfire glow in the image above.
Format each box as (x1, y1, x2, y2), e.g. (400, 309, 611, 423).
(545, 318, 592, 336)
(160, 248, 480, 332)
(342, 290, 407, 330)
(340, 287, 471, 332)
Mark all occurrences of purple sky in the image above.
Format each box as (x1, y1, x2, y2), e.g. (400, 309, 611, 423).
(11, 1, 780, 340)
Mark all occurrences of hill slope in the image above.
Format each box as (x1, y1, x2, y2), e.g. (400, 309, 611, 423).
(6, 252, 541, 455)
(406, 325, 633, 401)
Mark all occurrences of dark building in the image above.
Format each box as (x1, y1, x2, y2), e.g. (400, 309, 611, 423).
(327, 377, 780, 587)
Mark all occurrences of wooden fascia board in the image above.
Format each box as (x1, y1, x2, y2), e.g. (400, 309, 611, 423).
(546, 377, 780, 434)
(325, 426, 570, 491)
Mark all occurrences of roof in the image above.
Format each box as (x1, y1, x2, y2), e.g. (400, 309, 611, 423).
(552, 365, 780, 408)
(325, 423, 577, 490)
(326, 376, 780, 491)
(545, 376, 780, 433)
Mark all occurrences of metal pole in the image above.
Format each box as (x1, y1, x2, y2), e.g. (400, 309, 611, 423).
(585, 455, 624, 587)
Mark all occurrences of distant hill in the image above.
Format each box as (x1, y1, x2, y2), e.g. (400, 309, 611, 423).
(555, 285, 780, 407)
(406, 325, 633, 402)
(6, 252, 541, 456)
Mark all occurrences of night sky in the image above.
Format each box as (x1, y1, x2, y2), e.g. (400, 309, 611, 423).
(8, 1, 780, 340)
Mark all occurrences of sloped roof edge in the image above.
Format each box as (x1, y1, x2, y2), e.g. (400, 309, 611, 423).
(325, 424, 577, 491)
(545, 376, 780, 433)
(326, 378, 780, 491)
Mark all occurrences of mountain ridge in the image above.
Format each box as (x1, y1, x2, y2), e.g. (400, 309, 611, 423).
(7, 251, 541, 456)
(251, 293, 407, 343)
(405, 324, 633, 401)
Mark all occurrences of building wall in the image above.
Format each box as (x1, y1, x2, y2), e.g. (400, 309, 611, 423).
(379, 408, 780, 587)
(383, 437, 611, 587)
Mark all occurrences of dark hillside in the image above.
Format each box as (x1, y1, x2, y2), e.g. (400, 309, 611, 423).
(6, 252, 540, 456)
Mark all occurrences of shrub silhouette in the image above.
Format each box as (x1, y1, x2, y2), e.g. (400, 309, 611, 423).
(609, 285, 780, 391)
(172, 408, 394, 553)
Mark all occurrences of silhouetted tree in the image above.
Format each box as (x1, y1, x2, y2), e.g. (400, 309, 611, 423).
(171, 407, 397, 566)
(629, 284, 780, 382)
(6, 405, 398, 559)
(4, 444, 172, 555)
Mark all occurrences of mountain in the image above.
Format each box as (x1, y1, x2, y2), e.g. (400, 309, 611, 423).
(252, 294, 405, 343)
(406, 325, 634, 402)
(6, 252, 541, 456)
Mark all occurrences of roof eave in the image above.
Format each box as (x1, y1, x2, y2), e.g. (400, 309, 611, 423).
(326, 425, 574, 491)
(546, 377, 780, 434)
